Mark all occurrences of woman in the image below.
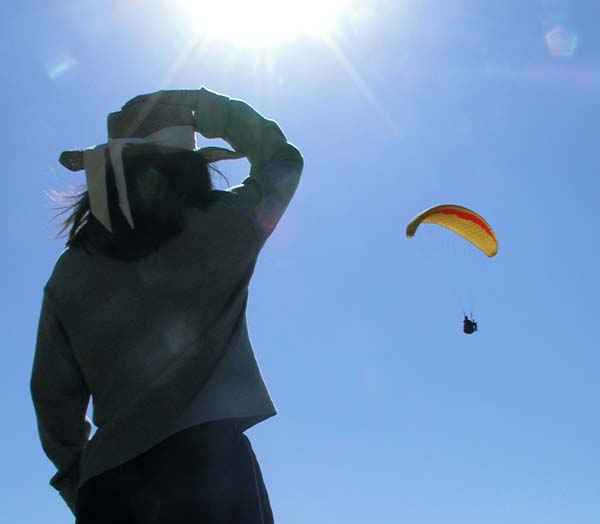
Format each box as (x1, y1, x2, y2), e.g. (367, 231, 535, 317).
(31, 87, 303, 523)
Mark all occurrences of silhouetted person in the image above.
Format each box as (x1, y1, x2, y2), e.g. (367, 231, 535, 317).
(31, 88, 303, 523)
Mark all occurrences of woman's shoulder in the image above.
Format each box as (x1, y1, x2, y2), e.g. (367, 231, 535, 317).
(45, 245, 112, 302)
(183, 189, 256, 224)
(53, 243, 102, 269)
(50, 246, 86, 275)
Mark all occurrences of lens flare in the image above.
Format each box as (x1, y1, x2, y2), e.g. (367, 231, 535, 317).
(46, 55, 78, 80)
(545, 26, 578, 58)
(136, 167, 169, 200)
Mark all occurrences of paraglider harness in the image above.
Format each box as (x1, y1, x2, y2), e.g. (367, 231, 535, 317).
(463, 315, 477, 335)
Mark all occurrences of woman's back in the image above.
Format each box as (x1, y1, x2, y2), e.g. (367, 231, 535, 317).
(41, 188, 276, 487)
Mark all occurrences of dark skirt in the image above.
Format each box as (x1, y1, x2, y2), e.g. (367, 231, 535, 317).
(75, 420, 274, 524)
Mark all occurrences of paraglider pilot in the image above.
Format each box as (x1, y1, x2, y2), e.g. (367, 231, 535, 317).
(463, 315, 477, 334)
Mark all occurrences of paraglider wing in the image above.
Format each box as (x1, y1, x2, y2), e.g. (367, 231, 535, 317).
(406, 204, 498, 257)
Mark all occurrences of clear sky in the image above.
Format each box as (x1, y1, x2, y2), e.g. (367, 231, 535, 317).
(3, 1, 600, 522)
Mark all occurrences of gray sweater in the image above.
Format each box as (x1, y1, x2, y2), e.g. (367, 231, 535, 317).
(31, 98, 303, 513)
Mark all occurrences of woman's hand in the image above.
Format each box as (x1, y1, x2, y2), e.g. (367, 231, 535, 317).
(121, 88, 231, 139)
(122, 90, 200, 112)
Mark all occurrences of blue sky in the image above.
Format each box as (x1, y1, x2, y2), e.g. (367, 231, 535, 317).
(3, 0, 600, 522)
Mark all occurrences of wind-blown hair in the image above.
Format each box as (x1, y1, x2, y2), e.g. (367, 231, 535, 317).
(52, 150, 222, 260)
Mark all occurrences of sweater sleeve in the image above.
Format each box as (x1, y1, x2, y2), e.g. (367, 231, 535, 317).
(196, 88, 304, 240)
(30, 291, 92, 515)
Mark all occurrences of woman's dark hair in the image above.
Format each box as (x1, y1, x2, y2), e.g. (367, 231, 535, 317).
(52, 150, 223, 260)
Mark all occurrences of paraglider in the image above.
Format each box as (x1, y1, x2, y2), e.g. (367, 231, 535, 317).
(406, 204, 497, 334)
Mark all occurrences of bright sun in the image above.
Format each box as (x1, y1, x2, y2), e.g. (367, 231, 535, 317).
(178, 0, 347, 45)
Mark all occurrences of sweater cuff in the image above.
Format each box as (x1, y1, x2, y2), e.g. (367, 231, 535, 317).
(59, 482, 78, 516)
(50, 460, 81, 516)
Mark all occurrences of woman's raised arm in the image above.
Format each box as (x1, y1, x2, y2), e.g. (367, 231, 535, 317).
(123, 88, 304, 239)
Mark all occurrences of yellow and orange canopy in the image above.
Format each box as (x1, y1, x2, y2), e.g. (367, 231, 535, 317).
(406, 204, 498, 257)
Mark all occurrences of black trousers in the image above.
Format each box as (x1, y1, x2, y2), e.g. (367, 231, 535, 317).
(75, 420, 274, 524)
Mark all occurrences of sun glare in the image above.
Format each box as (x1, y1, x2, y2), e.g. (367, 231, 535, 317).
(178, 0, 347, 45)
